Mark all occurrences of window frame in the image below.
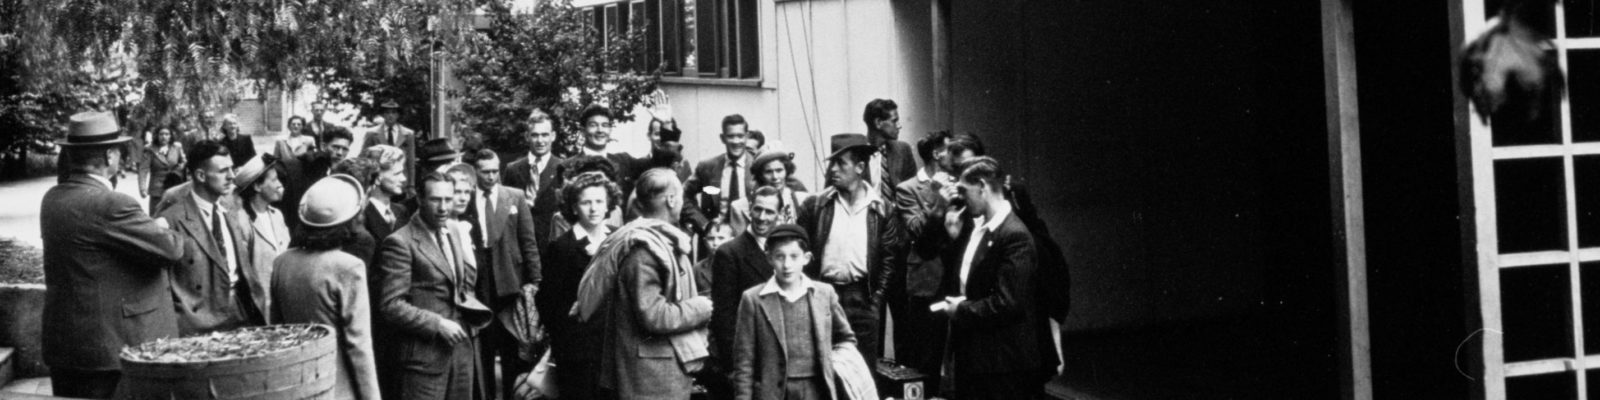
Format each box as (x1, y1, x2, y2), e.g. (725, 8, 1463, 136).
(584, 0, 760, 82)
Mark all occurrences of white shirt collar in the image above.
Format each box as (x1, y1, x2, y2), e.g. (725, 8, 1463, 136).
(528, 152, 552, 168)
(981, 207, 1010, 233)
(192, 191, 224, 215)
(759, 275, 815, 302)
(573, 224, 612, 242)
(832, 184, 882, 214)
(87, 174, 115, 190)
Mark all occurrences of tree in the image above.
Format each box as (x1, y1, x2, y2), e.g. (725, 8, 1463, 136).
(452, 0, 658, 157)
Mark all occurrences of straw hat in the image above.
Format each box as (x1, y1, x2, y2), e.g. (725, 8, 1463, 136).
(233, 154, 280, 193)
(299, 174, 365, 227)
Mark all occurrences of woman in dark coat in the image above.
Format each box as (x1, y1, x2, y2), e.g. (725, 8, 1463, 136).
(534, 171, 621, 400)
(139, 126, 185, 212)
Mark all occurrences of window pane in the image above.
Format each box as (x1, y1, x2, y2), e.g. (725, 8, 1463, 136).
(1502, 264, 1573, 362)
(1496, 158, 1570, 253)
(696, 0, 718, 76)
(1508, 372, 1576, 400)
(1572, 51, 1600, 143)
(1567, 0, 1600, 38)
(736, 0, 758, 78)
(1581, 262, 1600, 353)
(1578, 156, 1600, 247)
(663, 0, 681, 74)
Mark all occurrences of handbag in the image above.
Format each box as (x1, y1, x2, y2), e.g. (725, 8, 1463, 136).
(514, 349, 559, 399)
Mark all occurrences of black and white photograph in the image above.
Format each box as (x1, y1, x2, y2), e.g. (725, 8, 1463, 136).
(0, 0, 1574, 399)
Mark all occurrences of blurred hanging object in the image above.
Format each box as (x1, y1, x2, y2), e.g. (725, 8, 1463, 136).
(1459, 0, 1564, 124)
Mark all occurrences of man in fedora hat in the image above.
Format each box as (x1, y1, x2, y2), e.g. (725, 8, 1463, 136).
(41, 111, 186, 398)
(376, 171, 494, 400)
(157, 140, 264, 334)
(366, 100, 416, 177)
(794, 133, 906, 370)
(417, 137, 460, 177)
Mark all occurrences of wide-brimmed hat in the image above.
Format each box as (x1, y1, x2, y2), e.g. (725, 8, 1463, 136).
(59, 111, 132, 147)
(752, 150, 794, 171)
(418, 138, 460, 162)
(233, 154, 281, 193)
(299, 174, 365, 228)
(827, 133, 873, 161)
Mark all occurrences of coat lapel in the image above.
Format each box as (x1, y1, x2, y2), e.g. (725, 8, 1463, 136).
(175, 196, 226, 268)
(809, 287, 831, 368)
(739, 235, 773, 279)
(964, 227, 993, 294)
(758, 293, 787, 361)
(408, 217, 455, 283)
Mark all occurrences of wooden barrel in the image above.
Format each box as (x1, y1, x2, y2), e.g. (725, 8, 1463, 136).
(116, 324, 337, 400)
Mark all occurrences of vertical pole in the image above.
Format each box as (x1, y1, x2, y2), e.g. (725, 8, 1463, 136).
(930, 0, 950, 130)
(1321, 0, 1373, 399)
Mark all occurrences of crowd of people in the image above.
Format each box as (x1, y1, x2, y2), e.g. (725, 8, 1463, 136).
(39, 97, 1067, 400)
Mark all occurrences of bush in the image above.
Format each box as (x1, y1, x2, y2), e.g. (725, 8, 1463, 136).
(0, 238, 43, 284)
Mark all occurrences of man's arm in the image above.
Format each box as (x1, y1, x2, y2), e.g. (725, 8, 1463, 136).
(872, 207, 907, 309)
(681, 162, 711, 234)
(730, 291, 758, 400)
(512, 191, 542, 288)
(622, 246, 712, 335)
(375, 234, 446, 338)
(105, 194, 183, 265)
(827, 288, 857, 351)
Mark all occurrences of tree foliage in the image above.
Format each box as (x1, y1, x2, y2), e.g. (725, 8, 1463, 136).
(454, 0, 658, 157)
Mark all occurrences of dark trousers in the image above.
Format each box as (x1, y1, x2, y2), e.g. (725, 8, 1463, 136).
(50, 368, 121, 399)
(830, 280, 880, 368)
(783, 376, 826, 400)
(889, 294, 945, 389)
(398, 338, 477, 400)
(953, 370, 1050, 400)
(479, 318, 532, 400)
(554, 358, 603, 400)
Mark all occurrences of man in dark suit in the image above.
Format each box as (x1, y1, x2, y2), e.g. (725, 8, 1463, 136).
(863, 99, 917, 201)
(684, 114, 759, 234)
(933, 156, 1058, 399)
(890, 131, 955, 380)
(365, 100, 417, 184)
(503, 109, 565, 250)
(795, 133, 906, 369)
(709, 185, 784, 399)
(158, 140, 264, 334)
(465, 149, 542, 399)
(278, 128, 354, 233)
(375, 171, 494, 400)
(42, 112, 186, 399)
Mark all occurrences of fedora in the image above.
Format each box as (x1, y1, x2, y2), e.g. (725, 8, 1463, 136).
(418, 138, 460, 162)
(58, 111, 132, 147)
(827, 133, 873, 161)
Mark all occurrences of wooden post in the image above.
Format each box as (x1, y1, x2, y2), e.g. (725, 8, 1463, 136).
(1321, 0, 1373, 399)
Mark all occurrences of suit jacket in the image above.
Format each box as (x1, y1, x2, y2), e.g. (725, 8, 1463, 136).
(940, 212, 1057, 375)
(795, 187, 906, 310)
(158, 192, 261, 334)
(271, 249, 380, 400)
(602, 236, 714, 400)
(225, 134, 258, 168)
(876, 140, 917, 200)
(711, 233, 774, 364)
(362, 200, 411, 244)
(894, 175, 952, 300)
(731, 282, 855, 400)
(684, 153, 759, 233)
(247, 206, 292, 324)
(375, 214, 493, 374)
(504, 153, 565, 249)
(41, 175, 185, 370)
(468, 185, 542, 306)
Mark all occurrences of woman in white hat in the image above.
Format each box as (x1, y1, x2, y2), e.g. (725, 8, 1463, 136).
(235, 154, 288, 323)
(271, 174, 381, 400)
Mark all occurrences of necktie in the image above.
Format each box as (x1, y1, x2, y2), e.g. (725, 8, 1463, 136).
(438, 230, 458, 281)
(211, 203, 228, 267)
(529, 157, 542, 201)
(728, 159, 742, 202)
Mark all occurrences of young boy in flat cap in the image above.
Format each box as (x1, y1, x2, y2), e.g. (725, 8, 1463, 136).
(731, 224, 857, 400)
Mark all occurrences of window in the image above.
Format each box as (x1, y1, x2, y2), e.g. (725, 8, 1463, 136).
(588, 0, 758, 79)
(1460, 0, 1600, 398)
